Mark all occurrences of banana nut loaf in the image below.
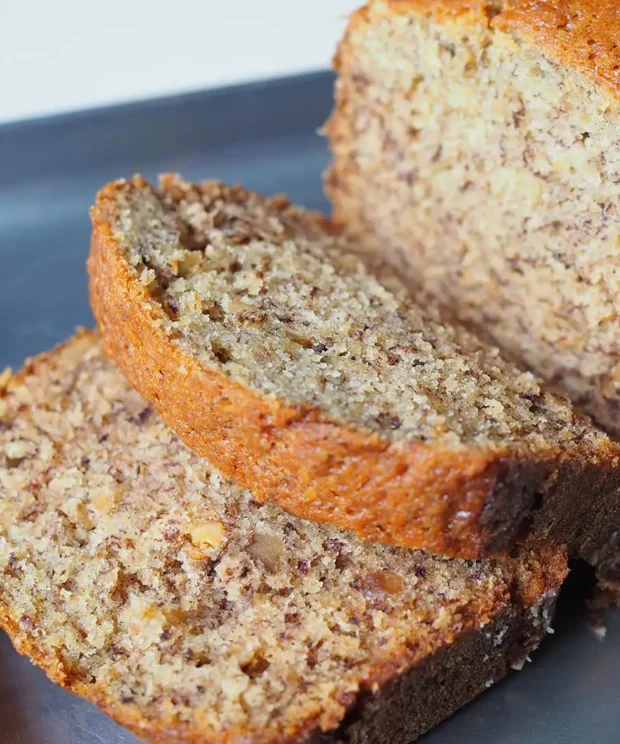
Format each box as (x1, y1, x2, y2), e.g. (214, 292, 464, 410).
(326, 0, 620, 436)
(88, 173, 620, 561)
(0, 332, 567, 744)
(89, 174, 620, 564)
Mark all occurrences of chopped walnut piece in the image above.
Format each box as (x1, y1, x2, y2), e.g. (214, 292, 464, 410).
(191, 521, 226, 550)
(248, 532, 284, 571)
(363, 571, 406, 596)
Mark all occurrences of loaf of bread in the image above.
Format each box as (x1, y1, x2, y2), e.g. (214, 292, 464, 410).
(0, 332, 567, 743)
(89, 174, 620, 565)
(326, 0, 620, 436)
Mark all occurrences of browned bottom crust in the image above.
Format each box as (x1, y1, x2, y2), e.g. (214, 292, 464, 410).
(0, 591, 560, 744)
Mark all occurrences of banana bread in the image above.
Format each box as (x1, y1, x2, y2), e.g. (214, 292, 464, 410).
(0, 332, 567, 743)
(326, 0, 620, 436)
(89, 174, 620, 562)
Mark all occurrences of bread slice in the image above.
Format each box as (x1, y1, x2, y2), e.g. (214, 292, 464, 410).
(326, 0, 620, 437)
(88, 174, 620, 562)
(0, 332, 567, 743)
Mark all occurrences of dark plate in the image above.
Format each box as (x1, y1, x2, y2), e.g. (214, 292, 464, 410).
(0, 72, 618, 743)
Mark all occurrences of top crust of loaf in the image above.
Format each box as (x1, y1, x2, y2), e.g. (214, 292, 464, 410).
(88, 175, 620, 559)
(0, 332, 567, 744)
(366, 1, 620, 101)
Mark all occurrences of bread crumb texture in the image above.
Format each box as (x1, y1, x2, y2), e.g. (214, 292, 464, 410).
(99, 174, 603, 455)
(326, 0, 620, 435)
(0, 333, 565, 742)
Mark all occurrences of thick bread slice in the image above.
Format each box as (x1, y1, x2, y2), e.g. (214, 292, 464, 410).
(88, 174, 620, 560)
(326, 0, 620, 438)
(0, 332, 566, 744)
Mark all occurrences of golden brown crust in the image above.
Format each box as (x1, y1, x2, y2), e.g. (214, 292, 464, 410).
(89, 178, 620, 560)
(370, 0, 620, 101)
(87, 179, 565, 560)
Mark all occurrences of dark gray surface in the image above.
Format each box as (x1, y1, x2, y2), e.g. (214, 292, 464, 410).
(0, 72, 618, 743)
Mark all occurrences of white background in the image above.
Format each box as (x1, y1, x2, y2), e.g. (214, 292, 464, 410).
(0, 0, 360, 124)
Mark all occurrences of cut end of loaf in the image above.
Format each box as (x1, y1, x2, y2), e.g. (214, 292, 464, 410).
(327, 0, 620, 436)
(0, 333, 566, 742)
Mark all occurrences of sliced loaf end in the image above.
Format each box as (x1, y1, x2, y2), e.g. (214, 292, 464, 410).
(326, 0, 620, 437)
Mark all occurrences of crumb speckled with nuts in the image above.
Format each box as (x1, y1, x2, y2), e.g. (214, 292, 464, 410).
(106, 175, 603, 453)
(0, 334, 559, 737)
